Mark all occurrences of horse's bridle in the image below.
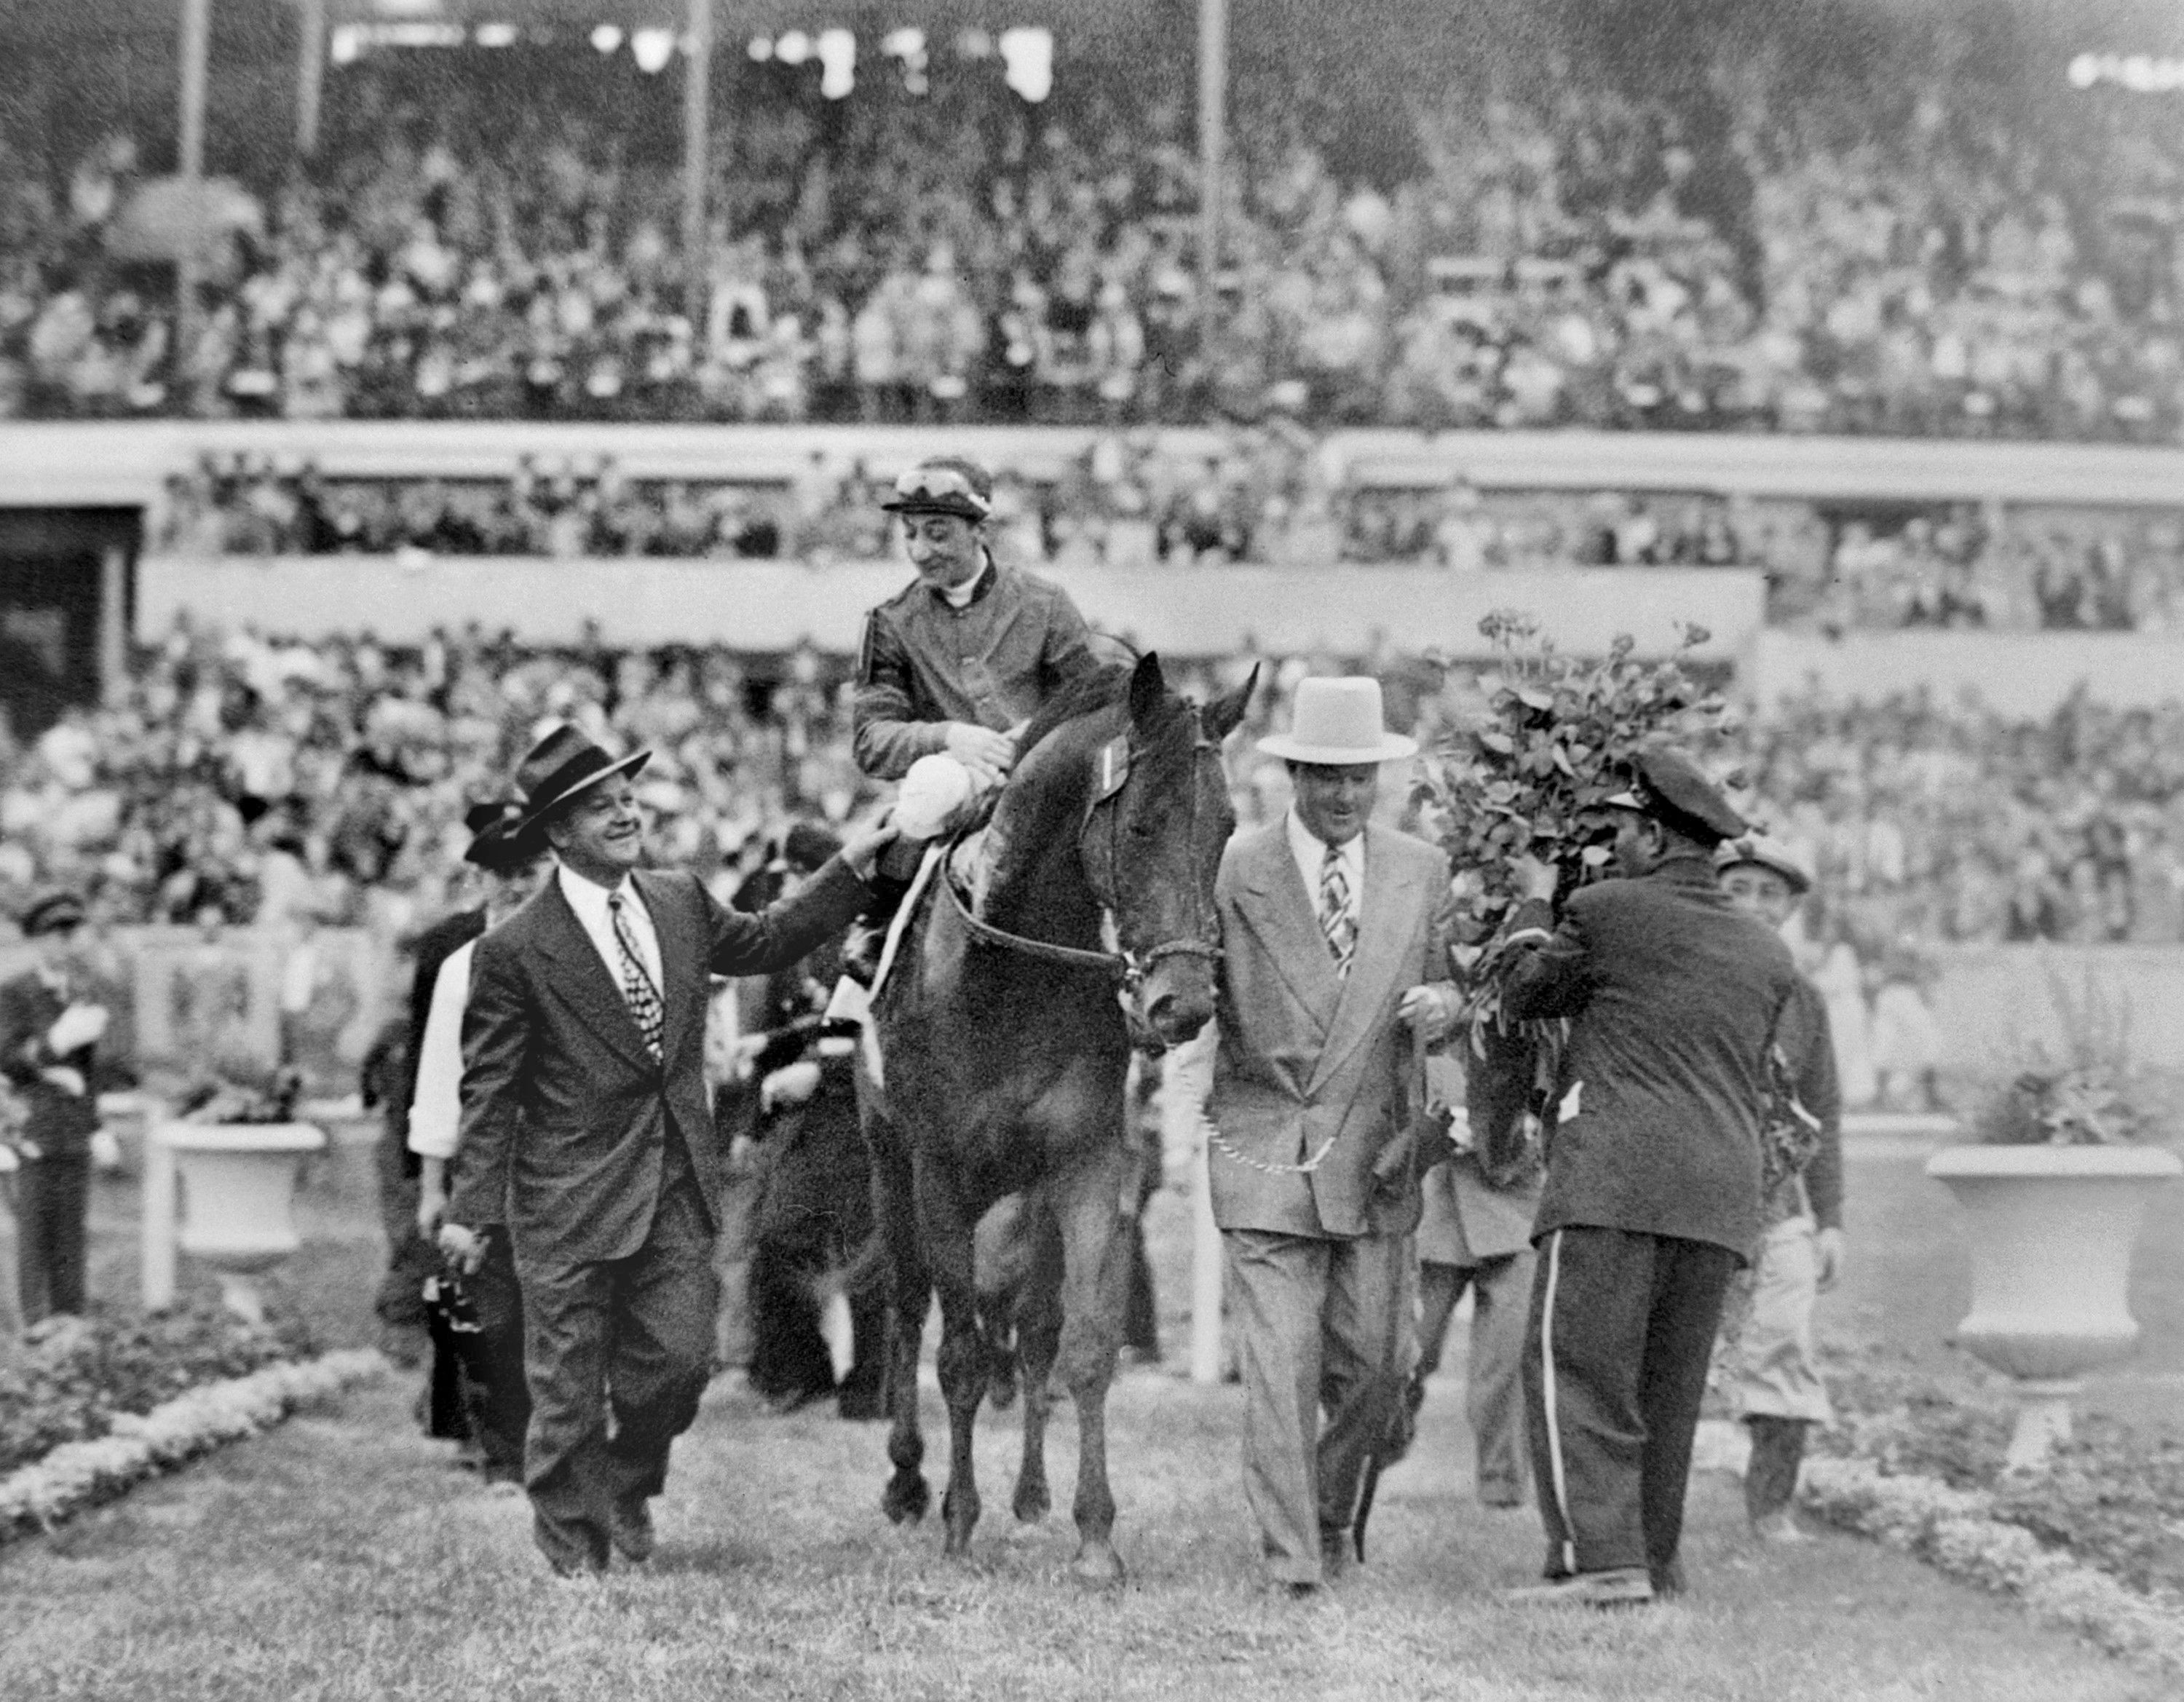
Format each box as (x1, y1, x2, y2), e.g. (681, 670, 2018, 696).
(937, 712, 1227, 1055)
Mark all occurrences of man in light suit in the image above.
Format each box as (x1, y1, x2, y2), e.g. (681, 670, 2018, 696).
(438, 726, 893, 1578)
(1207, 677, 1458, 1594)
(1409, 1050, 1543, 1511)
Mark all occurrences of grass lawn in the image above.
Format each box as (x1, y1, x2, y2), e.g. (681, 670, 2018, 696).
(4, 1141, 2175, 1700)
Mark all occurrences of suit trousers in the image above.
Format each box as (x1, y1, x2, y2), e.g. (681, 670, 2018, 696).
(1224, 1227, 1414, 1586)
(518, 1144, 719, 1573)
(1415, 1248, 1534, 1507)
(457, 1227, 531, 1477)
(1524, 1225, 1738, 1583)
(16, 1154, 91, 1323)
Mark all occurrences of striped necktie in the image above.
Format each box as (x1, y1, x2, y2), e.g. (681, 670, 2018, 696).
(1318, 843, 1356, 978)
(608, 892, 665, 1061)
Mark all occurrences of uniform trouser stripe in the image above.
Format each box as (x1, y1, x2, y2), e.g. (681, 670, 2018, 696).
(1538, 1228, 1578, 1575)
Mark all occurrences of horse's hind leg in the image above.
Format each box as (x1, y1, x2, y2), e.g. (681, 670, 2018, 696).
(866, 1105, 930, 1525)
(1008, 1200, 1065, 1525)
(1051, 1143, 1131, 1586)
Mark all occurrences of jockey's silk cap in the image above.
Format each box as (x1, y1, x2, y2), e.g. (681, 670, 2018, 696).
(1714, 832, 1813, 895)
(19, 887, 86, 937)
(1257, 677, 1418, 767)
(1602, 748, 1746, 845)
(881, 457, 994, 523)
(507, 724, 652, 843)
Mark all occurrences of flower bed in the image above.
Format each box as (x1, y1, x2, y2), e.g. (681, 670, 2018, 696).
(0, 1348, 381, 1541)
(1796, 1345, 2184, 1672)
(1, 1301, 317, 1477)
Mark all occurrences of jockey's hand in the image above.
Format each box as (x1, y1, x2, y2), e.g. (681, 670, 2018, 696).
(438, 1222, 487, 1275)
(839, 811, 900, 882)
(1397, 985, 1455, 1041)
(943, 722, 1016, 790)
(416, 1179, 448, 1242)
(1815, 1226, 1847, 1292)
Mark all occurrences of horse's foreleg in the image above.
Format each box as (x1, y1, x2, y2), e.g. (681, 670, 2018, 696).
(1051, 1144, 1131, 1586)
(923, 1173, 986, 1559)
(1009, 1201, 1065, 1525)
(867, 1120, 930, 1526)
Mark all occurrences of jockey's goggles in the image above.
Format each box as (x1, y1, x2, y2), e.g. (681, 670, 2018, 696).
(881, 464, 992, 521)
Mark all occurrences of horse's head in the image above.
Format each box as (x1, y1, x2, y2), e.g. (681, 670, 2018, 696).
(1081, 652, 1255, 1051)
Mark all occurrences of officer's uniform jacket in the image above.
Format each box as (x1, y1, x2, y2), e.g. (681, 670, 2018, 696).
(851, 558, 1100, 779)
(1207, 821, 1457, 1240)
(1499, 851, 1800, 1259)
(0, 970, 100, 1160)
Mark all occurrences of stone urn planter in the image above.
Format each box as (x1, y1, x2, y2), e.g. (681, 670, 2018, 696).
(155, 1122, 326, 1322)
(1925, 1142, 2182, 1470)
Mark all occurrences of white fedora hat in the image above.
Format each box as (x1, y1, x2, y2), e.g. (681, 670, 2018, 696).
(1256, 677, 1419, 766)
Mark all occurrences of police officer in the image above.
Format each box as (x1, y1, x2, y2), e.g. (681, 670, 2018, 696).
(1712, 834, 1845, 1544)
(1496, 751, 1800, 1606)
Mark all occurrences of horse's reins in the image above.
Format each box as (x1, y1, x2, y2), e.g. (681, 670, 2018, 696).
(937, 713, 1226, 1056)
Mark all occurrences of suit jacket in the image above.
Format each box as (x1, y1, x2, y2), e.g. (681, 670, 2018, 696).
(1415, 1054, 1540, 1266)
(447, 859, 868, 1267)
(1207, 821, 1456, 1239)
(0, 970, 99, 1160)
(1500, 850, 1800, 1257)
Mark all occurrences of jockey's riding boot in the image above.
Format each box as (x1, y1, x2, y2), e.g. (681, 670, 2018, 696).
(1744, 1415, 1812, 1541)
(842, 838, 927, 987)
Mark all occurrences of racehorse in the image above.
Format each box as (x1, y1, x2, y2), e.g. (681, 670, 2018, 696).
(859, 651, 1253, 1583)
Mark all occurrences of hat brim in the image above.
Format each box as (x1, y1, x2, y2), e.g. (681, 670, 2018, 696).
(1256, 732, 1420, 765)
(510, 748, 651, 842)
(1715, 850, 1811, 893)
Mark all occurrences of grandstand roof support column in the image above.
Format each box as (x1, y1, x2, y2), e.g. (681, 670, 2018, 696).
(295, 0, 326, 157)
(177, 0, 212, 415)
(682, 0, 714, 322)
(1196, 0, 1227, 338)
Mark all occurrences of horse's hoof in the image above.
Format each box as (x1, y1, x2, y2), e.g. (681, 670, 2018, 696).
(1069, 1543, 1126, 1588)
(883, 1474, 930, 1526)
(1012, 1481, 1051, 1524)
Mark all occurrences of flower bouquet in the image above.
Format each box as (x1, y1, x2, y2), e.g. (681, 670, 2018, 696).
(1412, 611, 1736, 1182)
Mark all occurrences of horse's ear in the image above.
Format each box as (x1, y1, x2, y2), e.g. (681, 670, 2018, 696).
(1203, 665, 1257, 743)
(1128, 652, 1166, 729)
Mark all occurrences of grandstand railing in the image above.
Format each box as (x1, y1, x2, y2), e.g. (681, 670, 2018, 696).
(139, 556, 1767, 658)
(15, 422, 2184, 509)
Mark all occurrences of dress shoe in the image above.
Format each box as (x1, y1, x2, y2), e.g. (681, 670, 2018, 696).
(1752, 1509, 1811, 1545)
(1504, 1567, 1655, 1607)
(609, 1498, 655, 1564)
(1650, 1556, 1688, 1599)
(548, 1558, 606, 1586)
(1318, 1529, 1353, 1581)
(1267, 1578, 1321, 1601)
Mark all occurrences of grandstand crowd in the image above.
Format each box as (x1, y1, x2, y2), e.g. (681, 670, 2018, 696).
(3, 616, 2180, 981)
(8, 2, 2184, 443)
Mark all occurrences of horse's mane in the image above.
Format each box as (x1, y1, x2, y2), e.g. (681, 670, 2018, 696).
(1015, 660, 1185, 761)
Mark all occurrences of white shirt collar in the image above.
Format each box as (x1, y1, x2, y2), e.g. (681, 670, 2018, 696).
(556, 862, 662, 990)
(556, 861, 635, 919)
(1285, 808, 1364, 907)
(937, 553, 995, 609)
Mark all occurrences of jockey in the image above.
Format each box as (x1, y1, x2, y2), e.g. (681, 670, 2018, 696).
(844, 455, 1103, 977)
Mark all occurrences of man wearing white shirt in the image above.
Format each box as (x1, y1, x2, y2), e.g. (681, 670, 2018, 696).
(409, 810, 547, 1484)
(437, 725, 893, 1579)
(1206, 678, 1459, 1593)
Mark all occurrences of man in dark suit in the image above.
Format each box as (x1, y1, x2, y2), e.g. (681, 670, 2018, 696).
(438, 727, 892, 1578)
(1, 890, 108, 1323)
(1496, 751, 1799, 1607)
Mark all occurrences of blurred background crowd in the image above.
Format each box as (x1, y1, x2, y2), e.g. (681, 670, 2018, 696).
(9, 1, 2184, 442)
(1, 614, 2175, 966)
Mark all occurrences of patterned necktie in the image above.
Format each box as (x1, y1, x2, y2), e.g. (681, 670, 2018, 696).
(1318, 843, 1356, 978)
(608, 892, 665, 1061)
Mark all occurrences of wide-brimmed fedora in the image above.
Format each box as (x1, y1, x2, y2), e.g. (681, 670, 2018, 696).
(507, 725, 651, 845)
(1256, 677, 1418, 766)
